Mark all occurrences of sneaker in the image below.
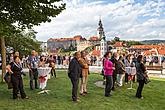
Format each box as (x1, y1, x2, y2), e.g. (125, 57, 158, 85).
(73, 99, 81, 103)
(22, 96, 29, 99)
(140, 97, 144, 99)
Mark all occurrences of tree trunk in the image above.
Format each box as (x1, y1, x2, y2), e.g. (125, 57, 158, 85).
(1, 36, 6, 83)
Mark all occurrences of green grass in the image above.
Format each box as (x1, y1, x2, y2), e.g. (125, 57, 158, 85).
(0, 72, 165, 110)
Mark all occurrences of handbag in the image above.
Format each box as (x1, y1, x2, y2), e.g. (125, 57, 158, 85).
(144, 76, 151, 84)
(4, 72, 11, 83)
(4, 72, 13, 89)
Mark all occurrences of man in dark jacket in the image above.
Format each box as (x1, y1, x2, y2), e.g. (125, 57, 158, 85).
(110, 52, 119, 90)
(68, 52, 82, 102)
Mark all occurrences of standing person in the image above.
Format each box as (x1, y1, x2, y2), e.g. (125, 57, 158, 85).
(48, 55, 55, 63)
(117, 56, 126, 87)
(135, 55, 147, 99)
(7, 56, 28, 99)
(124, 55, 131, 84)
(94, 56, 97, 65)
(49, 61, 56, 78)
(110, 52, 119, 91)
(101, 55, 106, 85)
(22, 55, 26, 68)
(104, 52, 114, 97)
(9, 54, 14, 63)
(38, 56, 46, 67)
(79, 51, 89, 96)
(27, 50, 39, 90)
(90, 56, 94, 66)
(68, 52, 82, 102)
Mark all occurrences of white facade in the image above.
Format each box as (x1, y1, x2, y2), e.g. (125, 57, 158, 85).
(97, 19, 107, 57)
(100, 39, 107, 57)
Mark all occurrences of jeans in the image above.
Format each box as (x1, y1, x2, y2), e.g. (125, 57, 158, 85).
(136, 80, 145, 98)
(70, 78, 79, 101)
(29, 68, 38, 89)
(105, 75, 113, 96)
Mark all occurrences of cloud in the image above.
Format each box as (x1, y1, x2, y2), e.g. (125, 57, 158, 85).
(34, 0, 165, 41)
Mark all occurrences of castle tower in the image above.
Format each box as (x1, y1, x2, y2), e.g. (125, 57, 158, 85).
(97, 18, 107, 57)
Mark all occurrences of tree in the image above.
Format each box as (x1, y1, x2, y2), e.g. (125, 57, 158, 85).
(114, 37, 120, 42)
(0, 0, 66, 82)
(5, 31, 41, 56)
(126, 40, 143, 47)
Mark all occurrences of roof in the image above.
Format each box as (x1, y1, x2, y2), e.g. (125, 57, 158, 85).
(143, 49, 165, 55)
(157, 49, 165, 55)
(89, 36, 99, 41)
(113, 42, 123, 47)
(47, 35, 85, 42)
(131, 45, 165, 50)
(91, 49, 100, 56)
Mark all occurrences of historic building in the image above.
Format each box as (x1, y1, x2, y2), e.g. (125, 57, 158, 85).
(47, 36, 85, 53)
(47, 18, 108, 57)
(91, 18, 108, 57)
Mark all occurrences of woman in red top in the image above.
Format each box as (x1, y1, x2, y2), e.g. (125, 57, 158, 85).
(104, 52, 114, 97)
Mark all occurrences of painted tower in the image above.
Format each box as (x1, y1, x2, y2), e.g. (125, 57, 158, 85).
(97, 18, 107, 57)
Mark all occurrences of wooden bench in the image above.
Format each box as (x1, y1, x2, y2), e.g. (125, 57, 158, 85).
(146, 65, 163, 74)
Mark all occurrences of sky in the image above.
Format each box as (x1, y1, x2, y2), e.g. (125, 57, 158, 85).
(34, 0, 165, 41)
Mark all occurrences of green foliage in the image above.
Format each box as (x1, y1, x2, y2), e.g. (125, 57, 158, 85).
(5, 31, 40, 56)
(127, 40, 143, 47)
(0, 0, 66, 29)
(114, 37, 120, 42)
(0, 0, 66, 54)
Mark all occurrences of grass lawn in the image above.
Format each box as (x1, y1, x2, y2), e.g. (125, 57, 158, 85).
(0, 71, 165, 110)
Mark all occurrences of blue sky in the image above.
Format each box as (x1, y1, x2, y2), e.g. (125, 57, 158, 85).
(34, 0, 165, 41)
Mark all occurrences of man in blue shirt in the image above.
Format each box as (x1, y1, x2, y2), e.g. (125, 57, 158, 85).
(27, 50, 39, 90)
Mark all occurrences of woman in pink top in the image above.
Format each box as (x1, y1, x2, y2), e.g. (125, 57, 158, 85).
(104, 52, 114, 97)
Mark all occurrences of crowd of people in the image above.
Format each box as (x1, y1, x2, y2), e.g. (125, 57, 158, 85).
(6, 50, 57, 99)
(5, 50, 149, 102)
(68, 51, 149, 102)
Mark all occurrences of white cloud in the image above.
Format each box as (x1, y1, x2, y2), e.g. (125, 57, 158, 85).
(34, 0, 165, 41)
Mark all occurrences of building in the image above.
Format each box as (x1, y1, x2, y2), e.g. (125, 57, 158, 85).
(129, 45, 165, 53)
(129, 44, 165, 65)
(47, 36, 84, 53)
(92, 18, 107, 57)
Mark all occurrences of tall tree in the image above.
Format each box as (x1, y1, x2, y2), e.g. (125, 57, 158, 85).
(5, 31, 41, 56)
(0, 0, 65, 82)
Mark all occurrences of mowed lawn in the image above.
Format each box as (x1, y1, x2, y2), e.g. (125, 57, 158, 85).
(0, 71, 165, 110)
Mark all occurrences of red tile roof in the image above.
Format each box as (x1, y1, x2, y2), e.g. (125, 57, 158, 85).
(131, 45, 165, 49)
(89, 36, 99, 41)
(91, 49, 100, 56)
(157, 49, 165, 55)
(113, 42, 123, 47)
(143, 49, 165, 55)
(47, 35, 84, 42)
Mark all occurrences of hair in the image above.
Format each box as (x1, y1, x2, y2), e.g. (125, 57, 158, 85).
(14, 56, 19, 61)
(104, 51, 112, 58)
(137, 55, 143, 62)
(74, 51, 80, 57)
(81, 51, 85, 55)
(40, 56, 44, 62)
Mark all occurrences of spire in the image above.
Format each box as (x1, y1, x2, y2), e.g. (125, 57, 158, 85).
(97, 17, 105, 40)
(98, 17, 103, 29)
